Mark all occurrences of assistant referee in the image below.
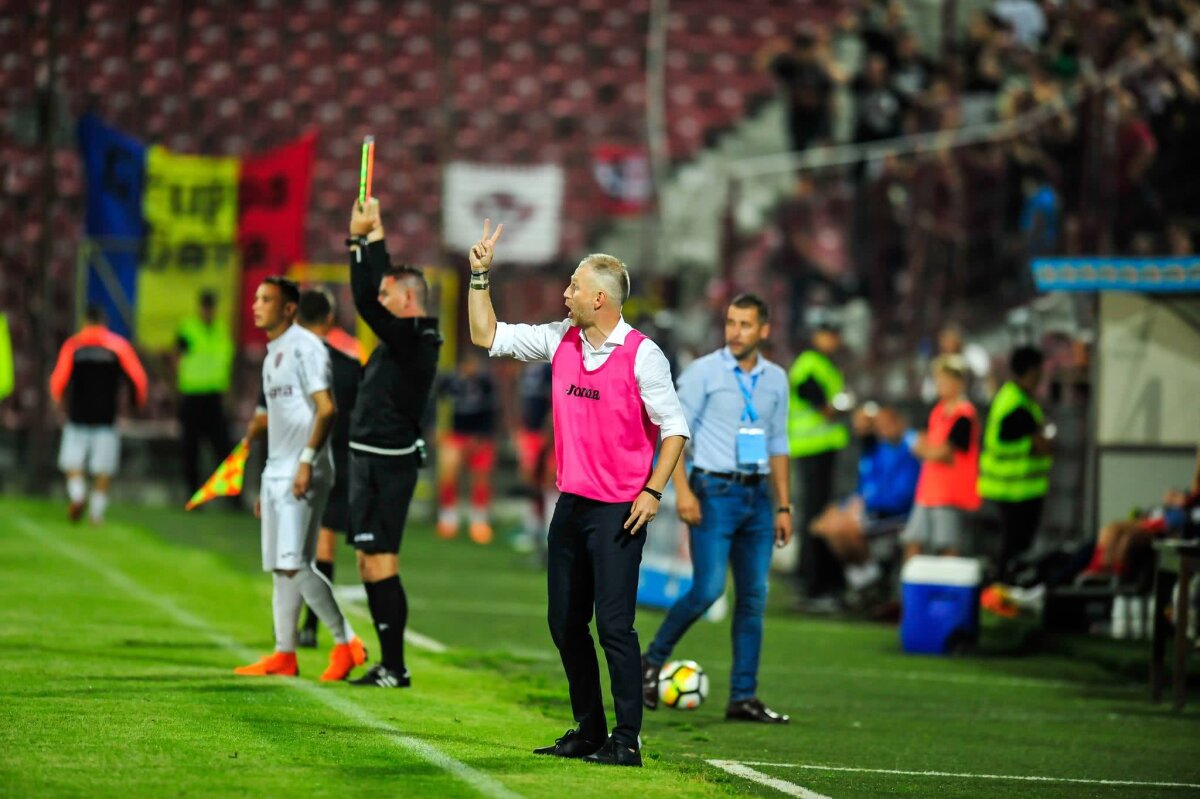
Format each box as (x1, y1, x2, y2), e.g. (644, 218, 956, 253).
(467, 220, 689, 768)
(344, 198, 442, 688)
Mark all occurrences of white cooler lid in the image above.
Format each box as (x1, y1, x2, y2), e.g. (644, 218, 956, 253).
(901, 555, 982, 587)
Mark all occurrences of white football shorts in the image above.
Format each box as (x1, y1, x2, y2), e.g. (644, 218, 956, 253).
(260, 475, 332, 572)
(57, 424, 120, 475)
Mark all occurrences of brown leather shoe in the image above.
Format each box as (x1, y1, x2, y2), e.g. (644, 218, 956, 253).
(725, 697, 789, 724)
(641, 656, 660, 710)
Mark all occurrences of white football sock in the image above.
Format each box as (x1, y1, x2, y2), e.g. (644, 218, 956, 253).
(273, 572, 304, 653)
(67, 476, 86, 504)
(296, 564, 351, 645)
(88, 491, 108, 523)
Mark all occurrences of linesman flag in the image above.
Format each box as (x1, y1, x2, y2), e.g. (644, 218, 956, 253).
(185, 440, 250, 510)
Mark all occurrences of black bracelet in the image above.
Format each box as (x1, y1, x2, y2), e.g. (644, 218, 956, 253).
(641, 486, 663, 501)
(345, 235, 369, 248)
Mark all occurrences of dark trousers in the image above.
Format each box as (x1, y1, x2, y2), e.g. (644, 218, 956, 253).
(797, 450, 844, 598)
(180, 393, 229, 492)
(546, 492, 645, 747)
(995, 497, 1044, 580)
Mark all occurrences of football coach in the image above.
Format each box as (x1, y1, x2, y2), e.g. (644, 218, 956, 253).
(466, 220, 688, 767)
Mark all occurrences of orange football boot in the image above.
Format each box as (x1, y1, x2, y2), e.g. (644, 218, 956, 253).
(321, 636, 368, 681)
(234, 651, 299, 677)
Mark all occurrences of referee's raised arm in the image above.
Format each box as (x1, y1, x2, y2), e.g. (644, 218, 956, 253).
(347, 199, 390, 338)
(466, 218, 504, 349)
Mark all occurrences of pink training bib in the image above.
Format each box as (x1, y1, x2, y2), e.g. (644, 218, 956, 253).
(551, 325, 659, 503)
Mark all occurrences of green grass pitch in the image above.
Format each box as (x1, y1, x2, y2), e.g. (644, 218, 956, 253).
(0, 496, 1197, 798)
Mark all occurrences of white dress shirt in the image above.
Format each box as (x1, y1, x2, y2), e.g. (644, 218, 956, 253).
(489, 317, 690, 441)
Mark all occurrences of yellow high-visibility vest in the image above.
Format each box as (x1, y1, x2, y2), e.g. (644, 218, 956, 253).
(787, 349, 849, 457)
(978, 381, 1052, 502)
(176, 316, 233, 395)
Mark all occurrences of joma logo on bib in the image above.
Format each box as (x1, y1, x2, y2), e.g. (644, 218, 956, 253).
(565, 384, 600, 401)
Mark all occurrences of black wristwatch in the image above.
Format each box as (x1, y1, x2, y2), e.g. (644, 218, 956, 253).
(776, 505, 793, 514)
(641, 486, 663, 501)
(345, 234, 369, 248)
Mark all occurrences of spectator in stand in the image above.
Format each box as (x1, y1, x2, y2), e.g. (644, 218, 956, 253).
(775, 173, 858, 341)
(436, 352, 500, 545)
(890, 31, 933, 103)
(962, 12, 1009, 95)
(1115, 89, 1160, 248)
(860, 0, 908, 66)
(902, 355, 981, 559)
(50, 304, 148, 525)
(992, 0, 1047, 50)
(1019, 162, 1061, 257)
(764, 29, 836, 152)
(854, 54, 907, 144)
(1167, 221, 1195, 256)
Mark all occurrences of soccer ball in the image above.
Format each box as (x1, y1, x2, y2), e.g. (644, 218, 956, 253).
(658, 659, 709, 710)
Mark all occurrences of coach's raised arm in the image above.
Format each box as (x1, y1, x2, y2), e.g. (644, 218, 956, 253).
(466, 218, 504, 349)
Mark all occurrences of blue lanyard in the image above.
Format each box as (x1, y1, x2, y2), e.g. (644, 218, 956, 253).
(733, 368, 760, 424)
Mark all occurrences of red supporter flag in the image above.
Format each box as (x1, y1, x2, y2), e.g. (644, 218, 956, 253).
(591, 144, 651, 216)
(238, 133, 316, 345)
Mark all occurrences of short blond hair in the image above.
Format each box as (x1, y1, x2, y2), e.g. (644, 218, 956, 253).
(580, 253, 630, 306)
(932, 354, 968, 381)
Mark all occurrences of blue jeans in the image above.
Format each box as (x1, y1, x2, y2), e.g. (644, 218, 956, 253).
(646, 472, 775, 702)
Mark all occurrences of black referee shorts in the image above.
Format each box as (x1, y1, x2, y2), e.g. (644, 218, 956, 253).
(348, 448, 418, 554)
(320, 480, 350, 533)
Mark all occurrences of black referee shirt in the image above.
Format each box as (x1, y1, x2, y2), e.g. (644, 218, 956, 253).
(349, 239, 442, 452)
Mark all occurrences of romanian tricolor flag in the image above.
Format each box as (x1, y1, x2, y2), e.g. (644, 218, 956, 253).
(78, 113, 314, 346)
(185, 440, 250, 511)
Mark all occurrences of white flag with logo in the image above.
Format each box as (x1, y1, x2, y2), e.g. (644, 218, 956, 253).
(443, 163, 564, 263)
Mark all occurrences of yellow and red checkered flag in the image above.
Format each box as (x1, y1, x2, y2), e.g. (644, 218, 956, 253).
(185, 439, 250, 510)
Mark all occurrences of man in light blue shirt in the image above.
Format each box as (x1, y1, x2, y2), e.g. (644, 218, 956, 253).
(641, 294, 793, 724)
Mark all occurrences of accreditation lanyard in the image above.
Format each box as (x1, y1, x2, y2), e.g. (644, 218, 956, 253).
(733, 367, 768, 469)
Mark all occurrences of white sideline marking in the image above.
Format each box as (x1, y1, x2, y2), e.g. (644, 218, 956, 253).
(14, 516, 521, 799)
(707, 760, 833, 798)
(737, 762, 1200, 791)
(405, 629, 449, 654)
(333, 585, 449, 653)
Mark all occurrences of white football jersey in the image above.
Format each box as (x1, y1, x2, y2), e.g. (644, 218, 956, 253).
(262, 324, 335, 481)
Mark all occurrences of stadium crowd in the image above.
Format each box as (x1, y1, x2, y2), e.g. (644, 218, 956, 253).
(762, 0, 1200, 351)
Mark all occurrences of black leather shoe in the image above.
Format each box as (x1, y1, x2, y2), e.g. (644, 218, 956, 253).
(641, 656, 659, 710)
(532, 729, 603, 758)
(582, 737, 642, 767)
(725, 697, 789, 724)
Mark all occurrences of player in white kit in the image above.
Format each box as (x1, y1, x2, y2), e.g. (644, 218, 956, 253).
(235, 276, 367, 680)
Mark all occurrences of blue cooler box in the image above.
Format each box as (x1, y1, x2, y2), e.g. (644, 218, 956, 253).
(900, 556, 982, 655)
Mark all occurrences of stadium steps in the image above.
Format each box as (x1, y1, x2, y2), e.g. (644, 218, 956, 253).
(591, 98, 791, 276)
